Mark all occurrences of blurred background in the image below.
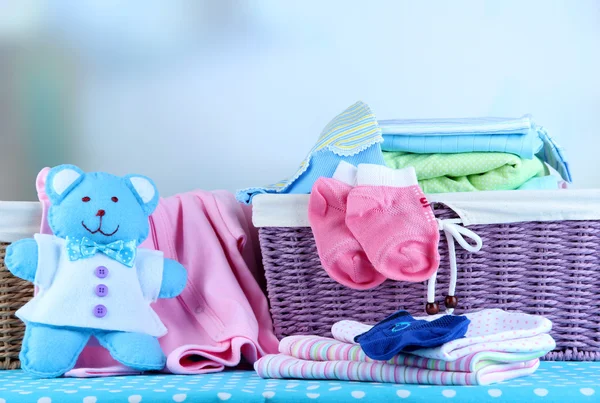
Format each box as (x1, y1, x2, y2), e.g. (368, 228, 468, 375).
(0, 0, 598, 200)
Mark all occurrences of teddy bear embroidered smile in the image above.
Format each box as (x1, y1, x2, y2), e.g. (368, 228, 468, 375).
(5, 165, 188, 378)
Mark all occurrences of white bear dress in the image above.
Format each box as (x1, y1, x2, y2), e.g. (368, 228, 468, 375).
(16, 234, 168, 337)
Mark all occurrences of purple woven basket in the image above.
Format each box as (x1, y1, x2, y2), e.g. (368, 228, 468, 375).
(259, 203, 600, 361)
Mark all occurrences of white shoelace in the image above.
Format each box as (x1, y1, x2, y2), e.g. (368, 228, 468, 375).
(428, 218, 483, 314)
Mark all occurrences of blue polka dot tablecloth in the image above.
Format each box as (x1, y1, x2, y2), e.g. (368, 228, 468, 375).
(0, 362, 598, 403)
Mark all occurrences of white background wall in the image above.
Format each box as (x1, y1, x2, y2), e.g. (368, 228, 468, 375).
(2, 0, 599, 199)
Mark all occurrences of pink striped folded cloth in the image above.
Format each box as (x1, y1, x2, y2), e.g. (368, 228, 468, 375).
(254, 332, 553, 385)
(279, 335, 550, 373)
(254, 354, 540, 386)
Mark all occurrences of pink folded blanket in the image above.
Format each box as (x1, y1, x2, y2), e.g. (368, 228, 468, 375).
(255, 354, 540, 386)
(279, 335, 551, 373)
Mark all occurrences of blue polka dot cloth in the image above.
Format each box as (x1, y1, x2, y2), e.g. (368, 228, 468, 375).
(0, 362, 598, 402)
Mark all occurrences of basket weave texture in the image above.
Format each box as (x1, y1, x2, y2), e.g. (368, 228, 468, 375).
(0, 243, 33, 369)
(259, 204, 600, 361)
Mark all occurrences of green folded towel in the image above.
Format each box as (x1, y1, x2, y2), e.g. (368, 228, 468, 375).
(383, 151, 549, 193)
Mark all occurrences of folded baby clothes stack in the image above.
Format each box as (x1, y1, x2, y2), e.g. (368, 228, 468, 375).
(255, 309, 555, 386)
(379, 115, 571, 193)
(236, 102, 571, 204)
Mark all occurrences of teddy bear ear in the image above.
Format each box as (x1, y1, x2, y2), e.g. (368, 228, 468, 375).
(46, 164, 85, 205)
(124, 174, 159, 216)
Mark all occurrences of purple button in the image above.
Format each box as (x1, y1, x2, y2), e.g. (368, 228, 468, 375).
(93, 304, 107, 318)
(95, 266, 108, 279)
(95, 284, 108, 297)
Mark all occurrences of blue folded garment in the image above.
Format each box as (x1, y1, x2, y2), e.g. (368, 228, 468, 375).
(536, 127, 572, 183)
(379, 115, 571, 182)
(354, 310, 470, 360)
(380, 115, 543, 159)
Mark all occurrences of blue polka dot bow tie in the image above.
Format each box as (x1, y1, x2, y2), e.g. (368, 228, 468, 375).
(66, 237, 137, 267)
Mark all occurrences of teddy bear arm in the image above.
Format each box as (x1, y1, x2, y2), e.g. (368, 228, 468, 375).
(158, 258, 188, 299)
(5, 238, 39, 282)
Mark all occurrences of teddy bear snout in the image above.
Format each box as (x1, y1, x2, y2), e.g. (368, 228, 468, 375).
(96, 209, 106, 217)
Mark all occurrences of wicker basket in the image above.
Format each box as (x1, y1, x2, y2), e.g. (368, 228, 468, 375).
(257, 201, 600, 361)
(0, 243, 34, 369)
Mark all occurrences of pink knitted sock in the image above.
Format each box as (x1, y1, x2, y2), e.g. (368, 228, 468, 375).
(346, 164, 440, 282)
(308, 166, 386, 290)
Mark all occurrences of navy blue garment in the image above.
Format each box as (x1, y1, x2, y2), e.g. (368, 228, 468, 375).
(354, 310, 470, 361)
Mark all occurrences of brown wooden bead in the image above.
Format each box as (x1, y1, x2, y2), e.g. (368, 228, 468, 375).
(425, 302, 440, 315)
(445, 295, 458, 309)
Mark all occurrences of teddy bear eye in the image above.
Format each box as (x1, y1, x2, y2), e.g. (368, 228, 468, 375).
(82, 197, 91, 202)
(111, 197, 118, 202)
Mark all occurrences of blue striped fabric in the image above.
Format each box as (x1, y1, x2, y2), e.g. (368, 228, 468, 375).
(236, 101, 384, 204)
(313, 102, 382, 155)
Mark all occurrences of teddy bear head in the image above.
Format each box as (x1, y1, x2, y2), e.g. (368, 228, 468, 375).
(46, 164, 159, 245)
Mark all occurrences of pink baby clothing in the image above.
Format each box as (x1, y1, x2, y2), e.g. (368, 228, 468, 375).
(35, 167, 52, 235)
(278, 335, 546, 373)
(255, 354, 539, 385)
(308, 169, 385, 290)
(35, 171, 279, 376)
(345, 164, 440, 282)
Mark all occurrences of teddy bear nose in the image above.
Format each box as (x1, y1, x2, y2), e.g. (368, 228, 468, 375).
(96, 209, 106, 217)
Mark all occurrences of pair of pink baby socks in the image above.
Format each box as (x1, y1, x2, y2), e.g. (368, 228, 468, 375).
(308, 162, 440, 290)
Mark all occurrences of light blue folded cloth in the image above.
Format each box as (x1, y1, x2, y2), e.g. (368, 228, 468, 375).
(380, 116, 543, 158)
(380, 115, 571, 182)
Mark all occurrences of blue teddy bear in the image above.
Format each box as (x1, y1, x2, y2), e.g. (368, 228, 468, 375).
(5, 164, 188, 378)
